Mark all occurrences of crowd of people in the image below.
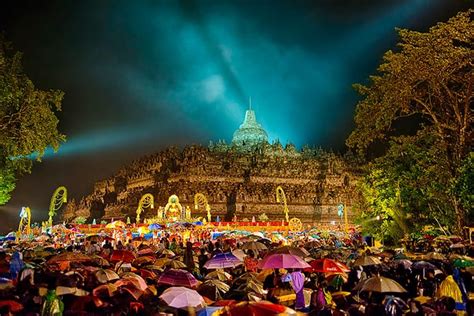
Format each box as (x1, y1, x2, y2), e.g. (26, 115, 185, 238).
(0, 221, 472, 315)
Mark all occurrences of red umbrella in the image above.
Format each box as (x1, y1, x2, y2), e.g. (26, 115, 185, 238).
(307, 258, 350, 273)
(110, 250, 136, 263)
(0, 300, 23, 313)
(158, 269, 198, 288)
(218, 301, 294, 316)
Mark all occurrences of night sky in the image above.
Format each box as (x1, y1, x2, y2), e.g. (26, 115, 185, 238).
(0, 0, 471, 232)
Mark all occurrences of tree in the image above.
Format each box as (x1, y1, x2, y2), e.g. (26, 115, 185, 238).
(0, 35, 65, 204)
(347, 10, 473, 232)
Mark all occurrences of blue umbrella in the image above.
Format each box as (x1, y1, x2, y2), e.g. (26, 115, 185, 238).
(148, 223, 162, 231)
(204, 253, 243, 269)
(197, 306, 223, 316)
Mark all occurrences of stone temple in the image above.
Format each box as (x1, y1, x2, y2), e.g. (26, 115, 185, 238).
(62, 108, 360, 225)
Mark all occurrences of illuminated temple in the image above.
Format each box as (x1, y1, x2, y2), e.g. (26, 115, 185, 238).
(63, 108, 360, 224)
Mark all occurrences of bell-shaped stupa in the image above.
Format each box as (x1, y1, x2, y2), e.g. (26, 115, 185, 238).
(232, 100, 268, 148)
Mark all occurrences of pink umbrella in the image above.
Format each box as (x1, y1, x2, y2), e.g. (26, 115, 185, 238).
(258, 254, 311, 269)
(160, 287, 205, 309)
(158, 269, 199, 288)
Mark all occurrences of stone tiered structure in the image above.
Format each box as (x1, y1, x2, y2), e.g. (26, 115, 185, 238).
(63, 108, 360, 224)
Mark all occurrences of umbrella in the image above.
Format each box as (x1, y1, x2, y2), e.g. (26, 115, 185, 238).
(159, 287, 205, 309)
(120, 272, 148, 291)
(268, 246, 309, 258)
(132, 256, 155, 267)
(452, 258, 474, 268)
(352, 255, 382, 266)
(197, 279, 230, 300)
(47, 252, 92, 264)
(0, 300, 23, 313)
(155, 258, 187, 269)
(233, 272, 259, 287)
(308, 258, 350, 273)
(258, 254, 311, 269)
(424, 252, 446, 261)
(360, 276, 407, 293)
(105, 220, 126, 229)
(197, 306, 224, 316)
(93, 284, 118, 297)
(218, 301, 297, 316)
(148, 223, 162, 231)
(394, 259, 413, 269)
(231, 249, 247, 261)
(242, 241, 268, 251)
(161, 249, 176, 257)
(412, 261, 437, 270)
(205, 270, 232, 281)
(95, 269, 120, 283)
(204, 253, 243, 269)
(158, 269, 199, 288)
(86, 235, 101, 242)
(237, 279, 266, 295)
(110, 250, 136, 263)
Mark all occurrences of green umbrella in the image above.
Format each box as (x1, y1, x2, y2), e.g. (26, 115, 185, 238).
(453, 258, 474, 268)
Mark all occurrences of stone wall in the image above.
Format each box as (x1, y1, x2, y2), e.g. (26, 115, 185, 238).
(63, 143, 361, 224)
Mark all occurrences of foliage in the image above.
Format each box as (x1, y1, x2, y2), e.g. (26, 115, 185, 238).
(453, 152, 474, 223)
(355, 130, 457, 241)
(72, 216, 87, 224)
(258, 213, 269, 222)
(0, 165, 15, 205)
(0, 35, 65, 204)
(348, 10, 473, 233)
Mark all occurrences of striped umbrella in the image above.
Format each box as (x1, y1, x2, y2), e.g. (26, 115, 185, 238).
(158, 269, 199, 288)
(204, 253, 243, 269)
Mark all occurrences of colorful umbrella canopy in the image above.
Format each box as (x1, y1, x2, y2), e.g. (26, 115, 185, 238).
(95, 269, 120, 283)
(197, 306, 224, 316)
(412, 261, 437, 270)
(205, 270, 232, 281)
(158, 269, 199, 288)
(120, 272, 148, 291)
(47, 252, 93, 264)
(308, 258, 350, 273)
(0, 300, 23, 313)
(352, 255, 382, 266)
(110, 250, 136, 263)
(424, 252, 446, 261)
(204, 253, 243, 269)
(242, 241, 268, 251)
(105, 220, 126, 229)
(452, 258, 474, 268)
(217, 300, 297, 316)
(197, 279, 230, 300)
(360, 276, 407, 293)
(159, 287, 205, 309)
(148, 223, 162, 231)
(231, 249, 247, 261)
(268, 246, 309, 258)
(258, 254, 311, 269)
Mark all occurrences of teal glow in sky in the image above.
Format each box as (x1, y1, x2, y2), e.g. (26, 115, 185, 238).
(0, 0, 471, 230)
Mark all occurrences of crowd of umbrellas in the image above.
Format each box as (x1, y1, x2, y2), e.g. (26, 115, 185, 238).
(0, 222, 472, 315)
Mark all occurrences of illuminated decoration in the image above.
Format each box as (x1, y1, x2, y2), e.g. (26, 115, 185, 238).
(135, 193, 154, 224)
(276, 186, 290, 222)
(185, 206, 191, 220)
(289, 217, 303, 232)
(231, 102, 268, 148)
(164, 194, 182, 222)
(48, 186, 67, 227)
(276, 186, 302, 231)
(194, 193, 211, 223)
(17, 207, 31, 241)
